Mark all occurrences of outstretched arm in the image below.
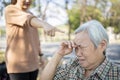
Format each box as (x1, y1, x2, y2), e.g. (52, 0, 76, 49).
(30, 17, 64, 37)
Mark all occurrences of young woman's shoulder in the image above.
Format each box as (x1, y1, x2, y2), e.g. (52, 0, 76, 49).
(5, 4, 15, 9)
(5, 4, 17, 12)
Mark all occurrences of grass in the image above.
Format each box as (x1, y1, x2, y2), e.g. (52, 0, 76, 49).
(0, 51, 5, 63)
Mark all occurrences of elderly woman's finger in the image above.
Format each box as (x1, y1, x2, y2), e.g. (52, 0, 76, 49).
(71, 41, 76, 48)
(67, 41, 72, 48)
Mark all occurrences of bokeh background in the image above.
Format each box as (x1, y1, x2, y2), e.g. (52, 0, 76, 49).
(0, 1, 120, 79)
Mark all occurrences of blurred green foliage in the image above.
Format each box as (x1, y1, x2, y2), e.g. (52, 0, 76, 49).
(68, 6, 104, 31)
(0, 51, 5, 62)
(0, 0, 120, 38)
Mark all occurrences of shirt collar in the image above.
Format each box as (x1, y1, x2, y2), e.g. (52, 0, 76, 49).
(92, 59, 111, 79)
(74, 58, 85, 79)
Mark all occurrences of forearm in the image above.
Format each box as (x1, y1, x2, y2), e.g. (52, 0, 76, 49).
(40, 53, 63, 80)
(30, 17, 47, 28)
(30, 17, 64, 37)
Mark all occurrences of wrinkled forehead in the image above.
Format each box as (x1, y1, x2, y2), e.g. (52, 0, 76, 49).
(73, 31, 91, 45)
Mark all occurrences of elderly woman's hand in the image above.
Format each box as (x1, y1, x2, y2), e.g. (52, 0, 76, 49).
(56, 41, 76, 57)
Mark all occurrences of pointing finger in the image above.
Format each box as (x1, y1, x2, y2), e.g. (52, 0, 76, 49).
(55, 28, 65, 33)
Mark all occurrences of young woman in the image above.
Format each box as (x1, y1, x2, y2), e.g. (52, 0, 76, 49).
(5, 0, 64, 80)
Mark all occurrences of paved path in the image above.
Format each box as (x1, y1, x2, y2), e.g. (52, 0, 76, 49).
(106, 44, 120, 66)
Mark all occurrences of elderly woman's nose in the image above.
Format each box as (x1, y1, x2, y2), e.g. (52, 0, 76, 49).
(76, 51, 83, 57)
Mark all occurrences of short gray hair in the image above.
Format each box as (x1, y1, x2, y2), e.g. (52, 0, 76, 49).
(75, 20, 109, 49)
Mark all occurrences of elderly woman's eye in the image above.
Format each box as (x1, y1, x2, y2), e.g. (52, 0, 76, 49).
(78, 45, 82, 48)
(75, 47, 78, 51)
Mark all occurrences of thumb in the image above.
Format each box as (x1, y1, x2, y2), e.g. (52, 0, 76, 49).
(55, 28, 65, 33)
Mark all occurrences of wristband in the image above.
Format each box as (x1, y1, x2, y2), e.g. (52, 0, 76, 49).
(39, 53, 43, 56)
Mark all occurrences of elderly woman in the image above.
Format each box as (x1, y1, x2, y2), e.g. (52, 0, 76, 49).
(5, 0, 63, 80)
(40, 20, 120, 80)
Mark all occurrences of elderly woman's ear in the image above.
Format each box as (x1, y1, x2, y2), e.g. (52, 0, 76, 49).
(98, 40, 107, 52)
